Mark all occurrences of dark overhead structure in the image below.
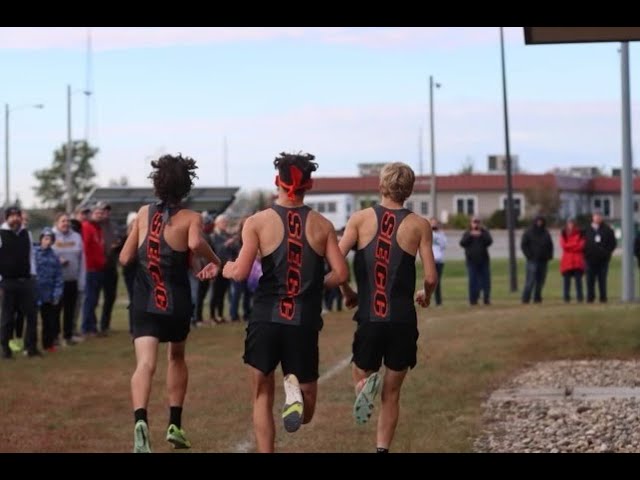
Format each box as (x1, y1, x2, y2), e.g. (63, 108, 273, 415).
(524, 26, 637, 302)
(82, 186, 239, 225)
(524, 27, 640, 45)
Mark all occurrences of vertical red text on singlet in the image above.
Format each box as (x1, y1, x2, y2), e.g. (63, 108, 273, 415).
(148, 211, 168, 310)
(373, 211, 396, 317)
(280, 211, 303, 320)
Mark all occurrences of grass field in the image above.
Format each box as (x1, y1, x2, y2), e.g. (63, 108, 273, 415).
(1, 257, 639, 452)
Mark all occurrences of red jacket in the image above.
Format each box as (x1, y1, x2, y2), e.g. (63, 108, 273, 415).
(81, 220, 106, 272)
(560, 228, 585, 274)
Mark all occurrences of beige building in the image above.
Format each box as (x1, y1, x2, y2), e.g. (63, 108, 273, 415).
(306, 172, 640, 228)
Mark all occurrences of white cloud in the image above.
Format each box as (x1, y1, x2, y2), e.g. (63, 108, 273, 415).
(0, 27, 524, 52)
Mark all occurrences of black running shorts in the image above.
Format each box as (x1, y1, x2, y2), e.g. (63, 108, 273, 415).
(243, 322, 319, 384)
(132, 309, 190, 343)
(352, 321, 419, 372)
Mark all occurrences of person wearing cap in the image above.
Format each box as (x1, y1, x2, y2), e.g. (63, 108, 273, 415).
(221, 152, 348, 452)
(35, 228, 64, 352)
(119, 154, 221, 453)
(52, 212, 85, 345)
(460, 216, 493, 305)
(0, 206, 41, 358)
(9, 210, 34, 353)
(80, 203, 107, 336)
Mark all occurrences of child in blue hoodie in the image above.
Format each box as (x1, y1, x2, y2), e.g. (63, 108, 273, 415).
(36, 228, 64, 352)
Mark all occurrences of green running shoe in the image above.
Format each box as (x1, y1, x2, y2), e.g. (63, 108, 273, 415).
(166, 424, 191, 449)
(353, 372, 381, 425)
(133, 420, 151, 453)
(9, 338, 23, 353)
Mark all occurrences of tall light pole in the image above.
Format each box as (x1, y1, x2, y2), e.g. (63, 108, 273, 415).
(429, 76, 440, 219)
(500, 27, 518, 293)
(4, 102, 44, 206)
(619, 42, 635, 302)
(66, 84, 92, 213)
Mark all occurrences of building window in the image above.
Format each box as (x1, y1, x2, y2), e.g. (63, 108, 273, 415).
(634, 200, 639, 213)
(500, 195, 524, 219)
(420, 201, 429, 216)
(317, 202, 326, 213)
(307, 202, 316, 210)
(346, 203, 352, 214)
(328, 202, 336, 213)
(454, 196, 476, 216)
(592, 196, 612, 218)
(405, 201, 414, 211)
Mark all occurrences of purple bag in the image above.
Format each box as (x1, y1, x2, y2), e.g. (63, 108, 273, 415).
(247, 259, 263, 293)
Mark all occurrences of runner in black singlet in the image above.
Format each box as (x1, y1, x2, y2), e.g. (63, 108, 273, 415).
(338, 162, 437, 453)
(222, 152, 348, 453)
(120, 154, 221, 453)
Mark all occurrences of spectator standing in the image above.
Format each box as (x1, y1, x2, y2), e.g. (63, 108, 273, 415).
(520, 215, 554, 304)
(583, 211, 616, 303)
(459, 217, 493, 306)
(560, 218, 585, 303)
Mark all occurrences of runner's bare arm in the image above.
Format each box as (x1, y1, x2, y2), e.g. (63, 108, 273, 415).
(415, 219, 438, 308)
(119, 207, 141, 265)
(324, 226, 349, 289)
(223, 216, 259, 281)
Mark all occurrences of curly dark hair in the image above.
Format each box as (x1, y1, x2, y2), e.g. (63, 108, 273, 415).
(273, 151, 318, 197)
(148, 154, 198, 205)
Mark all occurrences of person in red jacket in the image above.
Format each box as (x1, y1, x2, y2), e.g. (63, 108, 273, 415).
(81, 203, 107, 335)
(560, 218, 585, 303)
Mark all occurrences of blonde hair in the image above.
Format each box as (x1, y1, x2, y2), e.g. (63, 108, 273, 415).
(379, 162, 415, 203)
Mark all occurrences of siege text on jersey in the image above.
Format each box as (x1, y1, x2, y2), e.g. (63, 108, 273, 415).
(373, 210, 396, 318)
(147, 210, 168, 311)
(280, 210, 303, 320)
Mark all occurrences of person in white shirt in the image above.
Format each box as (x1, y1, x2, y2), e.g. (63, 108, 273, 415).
(52, 212, 86, 345)
(430, 218, 447, 306)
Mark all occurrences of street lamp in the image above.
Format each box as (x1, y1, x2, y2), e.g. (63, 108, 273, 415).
(66, 84, 92, 213)
(4, 102, 44, 207)
(500, 26, 518, 293)
(429, 76, 440, 220)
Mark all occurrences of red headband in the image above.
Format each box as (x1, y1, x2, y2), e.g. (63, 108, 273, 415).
(275, 165, 313, 200)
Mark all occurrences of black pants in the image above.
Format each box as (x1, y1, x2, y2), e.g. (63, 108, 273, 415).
(0, 278, 38, 354)
(434, 262, 444, 305)
(55, 280, 78, 340)
(522, 260, 548, 303)
(195, 279, 210, 322)
(562, 270, 583, 302)
(41, 302, 58, 349)
(14, 309, 24, 338)
(586, 261, 609, 303)
(210, 275, 230, 319)
(100, 267, 118, 332)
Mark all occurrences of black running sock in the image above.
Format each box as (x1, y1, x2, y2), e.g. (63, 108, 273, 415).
(134, 408, 148, 425)
(376, 447, 389, 453)
(169, 406, 183, 429)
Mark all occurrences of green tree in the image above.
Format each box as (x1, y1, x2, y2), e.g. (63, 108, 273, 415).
(524, 184, 561, 218)
(33, 140, 98, 210)
(459, 156, 474, 174)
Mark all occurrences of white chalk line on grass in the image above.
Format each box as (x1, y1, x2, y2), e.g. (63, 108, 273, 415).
(231, 355, 352, 453)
